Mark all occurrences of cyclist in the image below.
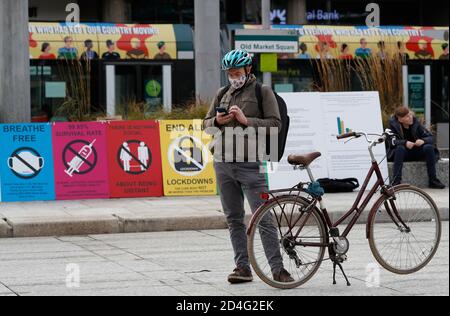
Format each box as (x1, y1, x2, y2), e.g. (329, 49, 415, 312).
(203, 49, 294, 284)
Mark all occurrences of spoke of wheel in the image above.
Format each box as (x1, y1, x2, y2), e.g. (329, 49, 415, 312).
(250, 199, 329, 285)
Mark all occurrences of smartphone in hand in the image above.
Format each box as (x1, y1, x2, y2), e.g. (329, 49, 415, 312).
(216, 107, 230, 115)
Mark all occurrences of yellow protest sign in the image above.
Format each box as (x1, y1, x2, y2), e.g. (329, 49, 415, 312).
(159, 120, 217, 196)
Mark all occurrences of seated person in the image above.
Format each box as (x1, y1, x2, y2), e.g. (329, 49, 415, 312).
(389, 106, 445, 189)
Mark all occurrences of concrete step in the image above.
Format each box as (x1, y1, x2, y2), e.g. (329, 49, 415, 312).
(0, 190, 448, 238)
(440, 148, 449, 159)
(388, 159, 449, 188)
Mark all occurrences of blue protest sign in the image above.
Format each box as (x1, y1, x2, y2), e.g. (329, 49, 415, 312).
(0, 123, 55, 202)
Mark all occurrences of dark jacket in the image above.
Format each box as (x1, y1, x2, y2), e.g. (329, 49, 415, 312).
(388, 115, 438, 160)
(203, 75, 281, 162)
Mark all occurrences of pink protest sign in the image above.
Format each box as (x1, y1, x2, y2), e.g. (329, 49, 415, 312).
(52, 122, 110, 200)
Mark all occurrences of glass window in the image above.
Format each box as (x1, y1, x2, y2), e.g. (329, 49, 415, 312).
(113, 64, 164, 118)
(142, 65, 164, 111)
(30, 60, 98, 122)
(115, 65, 138, 115)
(131, 0, 194, 24)
(30, 62, 67, 121)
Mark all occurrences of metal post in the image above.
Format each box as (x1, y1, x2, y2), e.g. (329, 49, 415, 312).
(102, 0, 127, 23)
(402, 65, 409, 107)
(261, 0, 272, 87)
(0, 0, 31, 123)
(106, 65, 116, 117)
(194, 0, 221, 101)
(163, 65, 173, 113)
(425, 65, 431, 128)
(288, 0, 307, 24)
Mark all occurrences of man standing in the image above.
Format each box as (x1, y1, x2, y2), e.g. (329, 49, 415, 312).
(439, 43, 449, 60)
(389, 107, 445, 189)
(102, 40, 121, 60)
(58, 36, 78, 60)
(127, 38, 147, 59)
(415, 40, 433, 59)
(80, 39, 99, 60)
(297, 42, 311, 59)
(355, 38, 372, 58)
(154, 41, 172, 60)
(203, 49, 294, 284)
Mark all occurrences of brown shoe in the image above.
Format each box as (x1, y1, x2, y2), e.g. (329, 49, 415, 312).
(228, 267, 253, 284)
(273, 268, 295, 283)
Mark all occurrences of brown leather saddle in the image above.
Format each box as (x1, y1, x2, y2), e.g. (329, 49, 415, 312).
(287, 152, 322, 167)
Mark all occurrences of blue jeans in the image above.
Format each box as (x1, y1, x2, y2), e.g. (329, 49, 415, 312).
(392, 144, 437, 184)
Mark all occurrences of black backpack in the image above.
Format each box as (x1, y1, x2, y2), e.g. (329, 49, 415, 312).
(317, 178, 360, 193)
(216, 83, 290, 162)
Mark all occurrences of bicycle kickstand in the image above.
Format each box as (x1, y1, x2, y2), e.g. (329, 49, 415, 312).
(332, 262, 351, 287)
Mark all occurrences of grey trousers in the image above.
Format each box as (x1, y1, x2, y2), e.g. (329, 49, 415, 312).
(214, 162, 284, 272)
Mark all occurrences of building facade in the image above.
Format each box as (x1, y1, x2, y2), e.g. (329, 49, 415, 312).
(5, 0, 448, 144)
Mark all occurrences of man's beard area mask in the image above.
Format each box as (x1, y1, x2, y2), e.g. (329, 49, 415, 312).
(229, 74, 247, 90)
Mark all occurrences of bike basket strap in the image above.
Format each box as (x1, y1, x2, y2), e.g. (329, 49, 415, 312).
(305, 181, 325, 198)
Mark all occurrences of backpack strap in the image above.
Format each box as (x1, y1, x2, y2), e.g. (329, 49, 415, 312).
(215, 85, 231, 108)
(204, 85, 231, 123)
(255, 82, 264, 118)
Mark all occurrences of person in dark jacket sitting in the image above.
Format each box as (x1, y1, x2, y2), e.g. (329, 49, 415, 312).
(389, 106, 445, 189)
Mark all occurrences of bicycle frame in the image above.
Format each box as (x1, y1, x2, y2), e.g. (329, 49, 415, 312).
(247, 130, 440, 287)
(268, 161, 389, 249)
(248, 130, 411, 248)
(256, 163, 402, 248)
(318, 161, 386, 238)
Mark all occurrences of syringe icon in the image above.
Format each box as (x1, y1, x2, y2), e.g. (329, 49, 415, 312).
(65, 139, 97, 177)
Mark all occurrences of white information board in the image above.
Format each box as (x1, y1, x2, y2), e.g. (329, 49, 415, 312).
(267, 92, 388, 191)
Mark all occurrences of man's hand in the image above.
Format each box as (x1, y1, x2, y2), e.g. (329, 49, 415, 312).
(415, 139, 425, 147)
(406, 141, 415, 150)
(215, 112, 235, 126)
(229, 105, 248, 126)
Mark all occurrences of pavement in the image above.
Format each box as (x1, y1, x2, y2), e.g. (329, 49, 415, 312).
(0, 223, 448, 296)
(0, 189, 448, 238)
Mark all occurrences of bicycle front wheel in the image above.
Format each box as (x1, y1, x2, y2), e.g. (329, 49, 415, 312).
(248, 196, 327, 289)
(368, 186, 442, 275)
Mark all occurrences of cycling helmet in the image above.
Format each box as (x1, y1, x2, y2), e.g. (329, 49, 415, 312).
(221, 49, 253, 70)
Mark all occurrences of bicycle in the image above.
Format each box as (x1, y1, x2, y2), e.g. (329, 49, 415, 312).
(247, 129, 442, 289)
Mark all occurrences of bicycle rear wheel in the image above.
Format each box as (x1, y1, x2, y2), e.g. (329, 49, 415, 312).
(248, 196, 327, 289)
(368, 186, 442, 274)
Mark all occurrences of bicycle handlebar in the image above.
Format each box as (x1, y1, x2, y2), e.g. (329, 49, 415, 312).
(337, 129, 396, 145)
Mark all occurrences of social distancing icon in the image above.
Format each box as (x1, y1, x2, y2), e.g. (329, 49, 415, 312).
(117, 140, 152, 175)
(62, 140, 98, 177)
(8, 147, 45, 179)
